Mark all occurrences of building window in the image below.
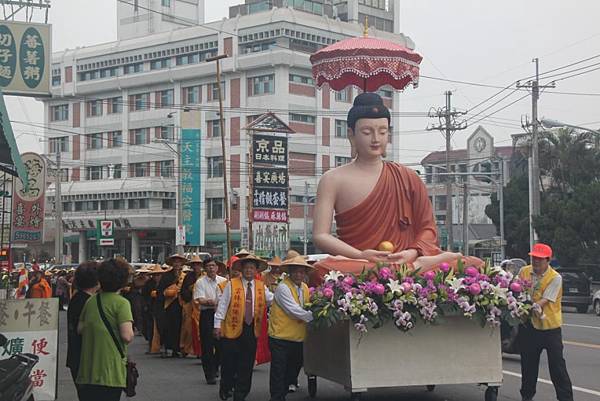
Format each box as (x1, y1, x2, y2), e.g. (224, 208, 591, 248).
(128, 199, 149, 209)
(425, 165, 433, 184)
(111, 199, 124, 209)
(109, 131, 123, 148)
(86, 100, 103, 117)
(335, 156, 352, 167)
(289, 113, 316, 124)
(87, 133, 103, 150)
(150, 58, 170, 70)
(100, 67, 118, 78)
(123, 62, 143, 75)
(51, 68, 61, 86)
(113, 164, 122, 179)
(160, 126, 174, 140)
(289, 73, 314, 85)
(131, 93, 150, 111)
(176, 53, 200, 66)
(158, 89, 174, 108)
(249, 74, 275, 96)
(207, 156, 223, 178)
(162, 199, 176, 209)
(335, 120, 348, 138)
(208, 81, 225, 101)
(377, 88, 393, 98)
(132, 162, 149, 177)
(50, 104, 69, 121)
(161, 0, 171, 6)
(49, 136, 69, 153)
(335, 88, 350, 102)
(86, 166, 104, 180)
(183, 85, 201, 105)
(133, 128, 149, 145)
(108, 97, 122, 114)
(208, 119, 221, 137)
(160, 160, 174, 177)
(207, 198, 224, 220)
(59, 168, 69, 182)
(435, 195, 447, 211)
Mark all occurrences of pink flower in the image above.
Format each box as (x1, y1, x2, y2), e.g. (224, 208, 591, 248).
(510, 282, 522, 293)
(401, 282, 413, 293)
(342, 276, 355, 286)
(478, 274, 490, 282)
(423, 271, 436, 281)
(403, 277, 414, 284)
(469, 283, 482, 295)
(439, 262, 450, 273)
(465, 266, 479, 277)
(372, 283, 385, 295)
(322, 287, 334, 298)
(309, 287, 315, 296)
(379, 267, 392, 280)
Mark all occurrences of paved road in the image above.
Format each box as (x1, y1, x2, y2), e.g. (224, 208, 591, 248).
(54, 310, 600, 401)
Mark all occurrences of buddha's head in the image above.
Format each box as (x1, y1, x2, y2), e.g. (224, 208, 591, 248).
(347, 92, 390, 159)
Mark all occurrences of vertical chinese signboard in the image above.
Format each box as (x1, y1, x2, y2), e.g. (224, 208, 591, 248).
(0, 298, 59, 400)
(11, 152, 45, 243)
(180, 128, 204, 246)
(247, 113, 294, 257)
(0, 21, 51, 97)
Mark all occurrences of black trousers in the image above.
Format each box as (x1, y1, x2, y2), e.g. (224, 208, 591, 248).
(268, 337, 304, 401)
(200, 308, 220, 380)
(163, 301, 182, 352)
(78, 384, 122, 401)
(519, 325, 574, 401)
(220, 324, 257, 401)
(69, 367, 84, 401)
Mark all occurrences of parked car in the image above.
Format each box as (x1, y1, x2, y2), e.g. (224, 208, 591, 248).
(593, 289, 600, 316)
(556, 267, 592, 313)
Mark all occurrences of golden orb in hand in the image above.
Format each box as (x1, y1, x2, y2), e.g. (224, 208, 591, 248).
(377, 241, 395, 252)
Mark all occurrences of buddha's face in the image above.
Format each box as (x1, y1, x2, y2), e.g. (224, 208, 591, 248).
(350, 118, 389, 159)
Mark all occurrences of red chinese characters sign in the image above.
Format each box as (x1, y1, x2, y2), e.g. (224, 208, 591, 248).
(253, 209, 288, 223)
(11, 152, 46, 243)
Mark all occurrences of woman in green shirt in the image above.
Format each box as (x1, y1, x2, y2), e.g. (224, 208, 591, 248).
(77, 258, 134, 401)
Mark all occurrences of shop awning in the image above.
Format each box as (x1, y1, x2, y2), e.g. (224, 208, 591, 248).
(0, 92, 28, 186)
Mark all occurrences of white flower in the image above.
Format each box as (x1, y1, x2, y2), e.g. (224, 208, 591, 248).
(387, 278, 403, 295)
(324, 270, 344, 282)
(447, 277, 465, 293)
(492, 285, 508, 301)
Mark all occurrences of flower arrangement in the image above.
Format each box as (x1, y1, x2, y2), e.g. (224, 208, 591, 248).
(306, 261, 535, 334)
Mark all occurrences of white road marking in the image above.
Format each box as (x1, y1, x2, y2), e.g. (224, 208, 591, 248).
(563, 323, 600, 331)
(503, 370, 600, 397)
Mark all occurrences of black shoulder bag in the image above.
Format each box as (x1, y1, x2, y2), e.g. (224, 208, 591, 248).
(96, 294, 139, 397)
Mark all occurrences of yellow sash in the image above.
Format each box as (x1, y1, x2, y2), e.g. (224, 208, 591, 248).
(222, 277, 266, 339)
(520, 265, 563, 330)
(268, 278, 310, 342)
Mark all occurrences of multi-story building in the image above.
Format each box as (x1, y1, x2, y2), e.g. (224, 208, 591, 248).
(43, 0, 415, 263)
(420, 126, 513, 256)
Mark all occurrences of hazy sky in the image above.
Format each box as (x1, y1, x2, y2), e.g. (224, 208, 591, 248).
(9, 0, 600, 166)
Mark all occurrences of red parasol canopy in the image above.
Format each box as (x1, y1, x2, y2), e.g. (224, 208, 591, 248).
(310, 32, 423, 92)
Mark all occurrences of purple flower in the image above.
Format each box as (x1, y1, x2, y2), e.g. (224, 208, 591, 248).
(401, 282, 413, 293)
(403, 276, 414, 284)
(309, 287, 315, 296)
(469, 283, 482, 295)
(423, 271, 436, 281)
(465, 266, 479, 277)
(510, 282, 522, 293)
(439, 262, 451, 273)
(322, 287, 334, 298)
(478, 274, 490, 282)
(379, 267, 393, 280)
(372, 283, 385, 295)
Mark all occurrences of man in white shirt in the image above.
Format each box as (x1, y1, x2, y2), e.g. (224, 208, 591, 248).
(214, 255, 273, 401)
(194, 258, 227, 385)
(267, 256, 313, 401)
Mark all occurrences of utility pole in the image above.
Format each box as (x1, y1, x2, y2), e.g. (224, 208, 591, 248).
(427, 91, 467, 251)
(54, 150, 63, 264)
(462, 182, 469, 256)
(303, 181, 309, 255)
(517, 58, 555, 250)
(207, 54, 232, 259)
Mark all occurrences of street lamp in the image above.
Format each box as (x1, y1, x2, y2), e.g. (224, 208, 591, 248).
(541, 118, 600, 148)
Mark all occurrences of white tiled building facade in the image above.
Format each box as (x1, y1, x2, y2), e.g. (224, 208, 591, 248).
(43, 0, 414, 262)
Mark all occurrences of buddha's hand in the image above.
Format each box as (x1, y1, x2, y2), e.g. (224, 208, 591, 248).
(359, 249, 391, 263)
(387, 249, 419, 265)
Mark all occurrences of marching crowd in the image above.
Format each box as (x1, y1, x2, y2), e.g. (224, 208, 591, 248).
(64, 249, 314, 401)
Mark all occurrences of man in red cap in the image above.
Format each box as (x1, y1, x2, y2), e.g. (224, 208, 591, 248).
(518, 243, 573, 401)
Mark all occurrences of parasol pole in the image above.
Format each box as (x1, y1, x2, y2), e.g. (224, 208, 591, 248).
(363, 17, 369, 92)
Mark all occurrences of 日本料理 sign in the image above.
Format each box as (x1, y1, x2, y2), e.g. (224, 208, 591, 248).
(11, 153, 45, 243)
(252, 134, 288, 166)
(0, 21, 50, 97)
(0, 298, 59, 401)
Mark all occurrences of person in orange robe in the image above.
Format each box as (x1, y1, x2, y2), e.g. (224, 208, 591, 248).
(28, 270, 52, 298)
(313, 93, 482, 278)
(179, 256, 203, 357)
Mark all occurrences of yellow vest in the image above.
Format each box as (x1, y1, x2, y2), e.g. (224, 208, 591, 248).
(222, 277, 266, 339)
(268, 278, 310, 342)
(519, 265, 563, 330)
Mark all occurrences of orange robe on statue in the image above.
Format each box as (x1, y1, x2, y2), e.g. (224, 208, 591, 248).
(336, 162, 440, 256)
(313, 162, 482, 280)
